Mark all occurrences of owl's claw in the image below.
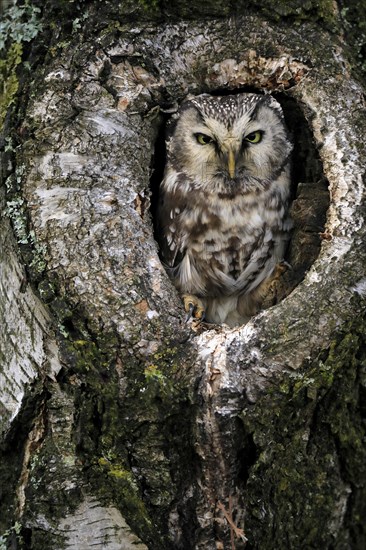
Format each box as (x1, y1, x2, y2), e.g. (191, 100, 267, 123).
(260, 261, 290, 310)
(182, 294, 205, 322)
(275, 260, 292, 275)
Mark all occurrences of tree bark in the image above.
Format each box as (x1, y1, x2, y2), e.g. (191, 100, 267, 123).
(1, 1, 366, 549)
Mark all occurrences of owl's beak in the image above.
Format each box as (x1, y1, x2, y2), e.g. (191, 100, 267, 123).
(228, 149, 236, 179)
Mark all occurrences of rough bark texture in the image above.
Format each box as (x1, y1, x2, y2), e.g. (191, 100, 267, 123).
(1, 1, 366, 549)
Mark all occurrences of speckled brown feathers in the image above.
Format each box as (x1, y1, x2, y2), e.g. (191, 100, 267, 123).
(158, 93, 293, 326)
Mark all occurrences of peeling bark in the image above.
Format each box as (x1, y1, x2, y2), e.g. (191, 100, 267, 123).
(1, 2, 366, 549)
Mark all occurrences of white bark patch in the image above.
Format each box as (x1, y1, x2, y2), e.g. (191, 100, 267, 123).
(35, 187, 85, 226)
(57, 495, 148, 549)
(84, 111, 134, 136)
(351, 278, 366, 296)
(0, 224, 61, 430)
(45, 69, 72, 82)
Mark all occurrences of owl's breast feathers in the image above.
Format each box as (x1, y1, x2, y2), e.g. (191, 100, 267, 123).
(159, 169, 291, 299)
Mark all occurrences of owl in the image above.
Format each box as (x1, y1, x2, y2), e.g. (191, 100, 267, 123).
(158, 93, 293, 327)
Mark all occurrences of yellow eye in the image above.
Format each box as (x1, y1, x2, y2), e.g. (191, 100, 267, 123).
(244, 131, 263, 144)
(195, 133, 214, 145)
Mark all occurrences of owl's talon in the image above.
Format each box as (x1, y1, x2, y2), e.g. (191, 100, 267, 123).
(259, 261, 290, 310)
(182, 294, 205, 322)
(277, 260, 292, 273)
(185, 302, 195, 323)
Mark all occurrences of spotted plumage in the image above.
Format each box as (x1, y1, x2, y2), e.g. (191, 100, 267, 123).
(158, 93, 293, 326)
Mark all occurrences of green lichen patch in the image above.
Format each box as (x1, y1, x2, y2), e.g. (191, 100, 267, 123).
(0, 0, 44, 128)
(0, 42, 22, 129)
(0, 1, 42, 50)
(4, 189, 47, 280)
(0, 522, 23, 550)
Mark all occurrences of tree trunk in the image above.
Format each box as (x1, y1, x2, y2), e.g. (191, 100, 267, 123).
(1, 1, 365, 549)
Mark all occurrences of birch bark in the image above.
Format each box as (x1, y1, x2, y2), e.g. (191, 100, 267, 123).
(1, 2, 365, 549)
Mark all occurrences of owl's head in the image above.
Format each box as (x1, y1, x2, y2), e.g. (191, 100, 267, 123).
(166, 93, 293, 194)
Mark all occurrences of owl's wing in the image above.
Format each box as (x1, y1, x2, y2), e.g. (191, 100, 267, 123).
(158, 182, 187, 269)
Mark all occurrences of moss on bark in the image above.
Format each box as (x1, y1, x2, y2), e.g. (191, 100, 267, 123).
(79, 360, 195, 546)
(240, 310, 366, 549)
(0, 42, 22, 128)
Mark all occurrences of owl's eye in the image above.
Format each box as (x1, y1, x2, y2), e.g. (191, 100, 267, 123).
(195, 133, 214, 145)
(244, 131, 263, 144)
